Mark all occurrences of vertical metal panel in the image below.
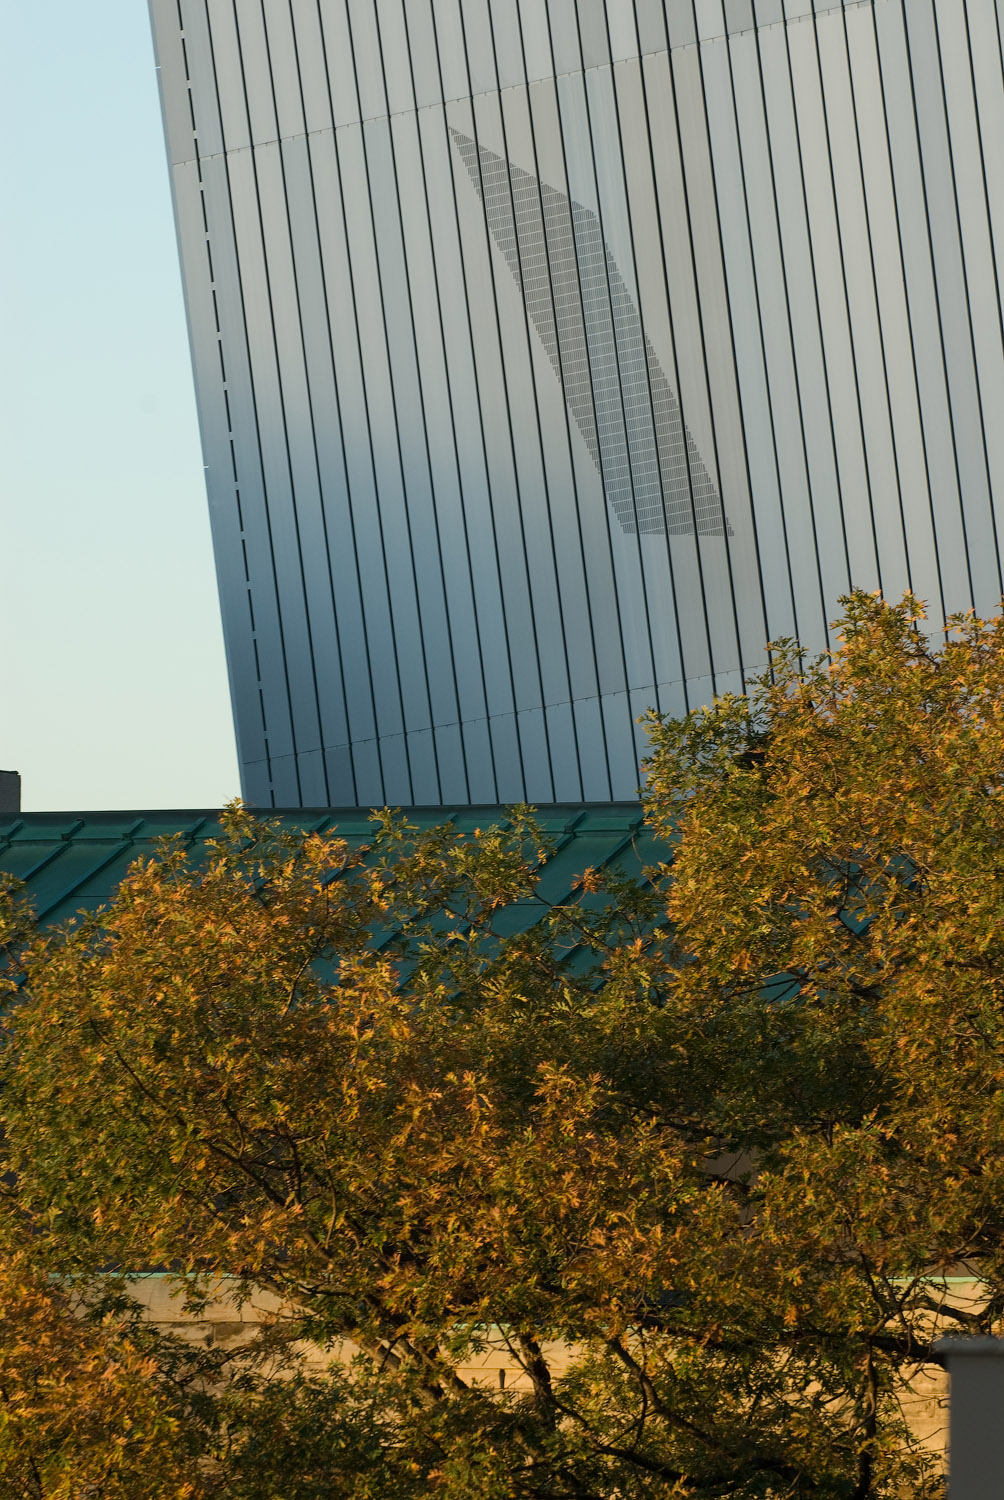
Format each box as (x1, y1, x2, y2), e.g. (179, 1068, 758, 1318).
(390, 110, 489, 735)
(871, 0, 972, 613)
(462, 717, 498, 802)
(416, 106, 516, 727)
(431, 0, 470, 101)
(404, 0, 443, 109)
(546, 0, 583, 75)
(434, 722, 469, 803)
(934, 0, 1004, 597)
(606, 1, 641, 63)
(445, 96, 547, 719)
(489, 712, 526, 801)
(640, 48, 716, 689)
(148, 0, 197, 166)
(669, 43, 748, 686)
(342, 119, 431, 750)
(275, 135, 355, 771)
(261, 2, 307, 141)
(525, 79, 629, 709)
(755, 17, 850, 618)
(602, 692, 641, 798)
(517, 0, 554, 83)
(786, 15, 878, 591)
(490, 0, 527, 89)
(470, 90, 572, 736)
(365, 115, 458, 747)
(178, 0, 225, 157)
(578, 0, 612, 68)
(287, 130, 376, 770)
(206, 0, 252, 153)
(700, 34, 795, 651)
(555, 68, 657, 698)
(902, 0, 999, 615)
(843, 4, 943, 616)
(814, 7, 909, 600)
(288, 0, 334, 134)
(964, 0, 1004, 573)
(573, 697, 613, 800)
(199, 148, 300, 774)
(308, 125, 403, 761)
(586, 62, 687, 695)
(501, 85, 604, 714)
(634, 0, 667, 54)
(170, 157, 266, 773)
(229, 143, 322, 778)
(232, 0, 279, 145)
(316, 0, 362, 127)
(346, 0, 387, 120)
(728, 26, 826, 649)
(459, 0, 498, 95)
(665, 0, 697, 48)
(375, 0, 417, 115)
(696, 1, 727, 43)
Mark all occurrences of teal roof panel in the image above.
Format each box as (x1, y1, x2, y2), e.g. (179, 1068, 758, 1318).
(0, 804, 653, 935)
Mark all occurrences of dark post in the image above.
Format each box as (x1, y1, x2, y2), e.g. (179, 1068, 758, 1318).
(0, 772, 20, 817)
(937, 1338, 1004, 1497)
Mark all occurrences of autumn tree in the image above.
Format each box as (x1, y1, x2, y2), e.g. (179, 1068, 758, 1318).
(6, 592, 1004, 1495)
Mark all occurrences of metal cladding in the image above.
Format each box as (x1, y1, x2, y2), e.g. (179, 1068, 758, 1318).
(149, 0, 1004, 808)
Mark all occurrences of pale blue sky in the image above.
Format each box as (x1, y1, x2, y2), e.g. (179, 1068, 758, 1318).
(1, 1, 240, 810)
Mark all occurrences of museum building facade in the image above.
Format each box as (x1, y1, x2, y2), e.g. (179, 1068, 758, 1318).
(149, 0, 1004, 807)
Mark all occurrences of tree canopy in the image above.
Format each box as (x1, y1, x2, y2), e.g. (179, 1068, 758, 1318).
(3, 592, 1003, 1496)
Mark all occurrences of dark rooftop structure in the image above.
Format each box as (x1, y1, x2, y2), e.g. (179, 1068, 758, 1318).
(0, 804, 654, 933)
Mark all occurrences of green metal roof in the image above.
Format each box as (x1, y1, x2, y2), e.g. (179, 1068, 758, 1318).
(0, 804, 657, 932)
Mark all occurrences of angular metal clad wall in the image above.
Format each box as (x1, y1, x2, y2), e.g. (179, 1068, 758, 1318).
(148, 0, 1004, 808)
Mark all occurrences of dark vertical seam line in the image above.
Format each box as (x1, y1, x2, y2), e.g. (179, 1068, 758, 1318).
(260, 0, 333, 806)
(750, 17, 828, 650)
(429, 20, 522, 803)
(899, 0, 977, 609)
(602, 28, 688, 749)
(570, 30, 660, 703)
(244, 0, 318, 802)
(359, 12, 444, 805)
(401, 16, 499, 804)
(334, 3, 415, 802)
(517, 25, 604, 800)
(838, 1, 913, 596)
(313, 0, 388, 804)
(637, 39, 718, 700)
(705, 29, 774, 669)
(719, 27, 798, 650)
(865, 0, 946, 622)
(779, 5, 854, 591)
(464, 10, 558, 802)
(203, 3, 278, 797)
(962, 0, 1004, 593)
(544, 10, 632, 792)
(486, 9, 573, 802)
(454, 13, 543, 801)
(373, 7, 464, 804)
(285, 0, 358, 805)
(434, 0, 527, 767)
(930, 0, 1003, 599)
(228, 0, 304, 805)
(667, 11, 738, 698)
(184, 4, 272, 792)
(682, 12, 749, 692)
(807, 5, 884, 592)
